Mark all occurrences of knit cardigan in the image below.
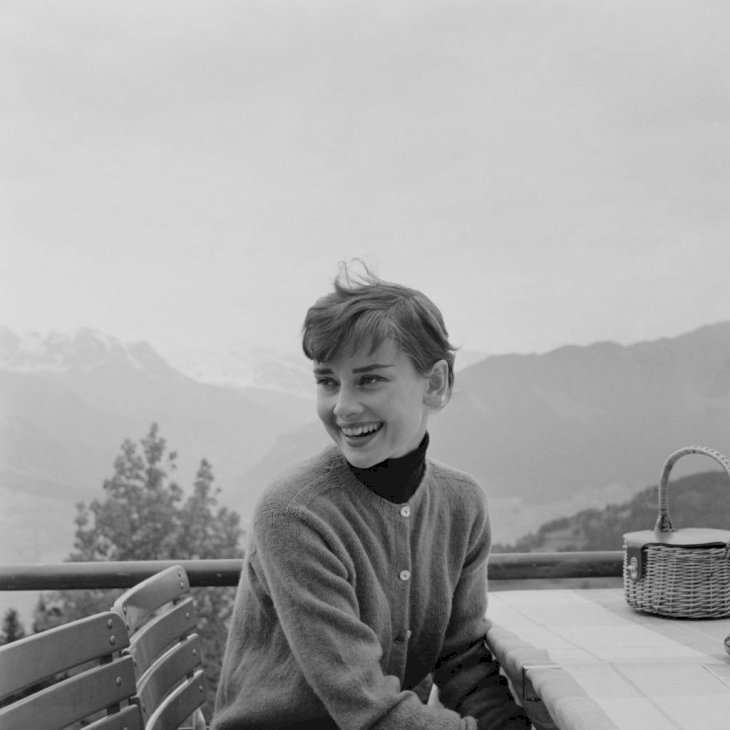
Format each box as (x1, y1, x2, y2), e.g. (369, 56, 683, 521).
(212, 446, 530, 730)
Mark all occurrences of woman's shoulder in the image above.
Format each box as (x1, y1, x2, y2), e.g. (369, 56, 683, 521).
(426, 457, 483, 491)
(424, 459, 491, 545)
(255, 445, 348, 516)
(425, 458, 488, 509)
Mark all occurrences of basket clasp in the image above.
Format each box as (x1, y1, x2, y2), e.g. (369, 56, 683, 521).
(626, 545, 644, 582)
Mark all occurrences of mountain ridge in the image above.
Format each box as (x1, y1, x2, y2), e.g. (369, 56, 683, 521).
(494, 468, 730, 553)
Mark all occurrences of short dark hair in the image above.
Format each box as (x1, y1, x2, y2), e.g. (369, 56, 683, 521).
(302, 263, 456, 393)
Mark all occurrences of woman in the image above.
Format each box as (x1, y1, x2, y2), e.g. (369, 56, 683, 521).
(212, 265, 536, 729)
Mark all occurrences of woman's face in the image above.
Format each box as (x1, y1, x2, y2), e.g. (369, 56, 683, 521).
(313, 340, 432, 468)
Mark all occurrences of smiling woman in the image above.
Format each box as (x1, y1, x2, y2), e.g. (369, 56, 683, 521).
(212, 263, 545, 730)
(312, 341, 446, 469)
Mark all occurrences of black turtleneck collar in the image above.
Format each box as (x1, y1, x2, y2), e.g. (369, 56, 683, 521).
(348, 433, 429, 504)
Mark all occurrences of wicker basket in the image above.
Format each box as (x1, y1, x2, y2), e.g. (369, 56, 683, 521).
(623, 445, 730, 619)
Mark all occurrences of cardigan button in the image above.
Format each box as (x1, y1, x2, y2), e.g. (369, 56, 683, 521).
(400, 505, 411, 517)
(399, 570, 411, 581)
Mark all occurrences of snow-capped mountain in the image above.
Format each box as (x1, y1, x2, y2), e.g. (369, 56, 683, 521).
(159, 341, 315, 396)
(0, 326, 178, 378)
(0, 326, 317, 397)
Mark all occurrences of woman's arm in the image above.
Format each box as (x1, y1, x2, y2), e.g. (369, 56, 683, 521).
(432, 502, 532, 730)
(255, 505, 478, 730)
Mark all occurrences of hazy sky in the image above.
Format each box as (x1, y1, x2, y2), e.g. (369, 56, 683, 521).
(2, 0, 729, 362)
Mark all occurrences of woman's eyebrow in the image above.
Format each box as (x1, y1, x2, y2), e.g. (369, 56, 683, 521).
(352, 363, 394, 373)
(313, 363, 394, 375)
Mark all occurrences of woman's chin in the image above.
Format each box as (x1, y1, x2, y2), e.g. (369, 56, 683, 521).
(341, 448, 379, 469)
(336, 438, 384, 468)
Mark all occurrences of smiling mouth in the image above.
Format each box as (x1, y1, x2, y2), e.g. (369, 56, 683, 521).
(339, 423, 383, 439)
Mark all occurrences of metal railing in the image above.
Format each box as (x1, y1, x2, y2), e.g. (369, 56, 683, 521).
(0, 552, 624, 591)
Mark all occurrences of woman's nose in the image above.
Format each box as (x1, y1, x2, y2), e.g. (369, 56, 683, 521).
(333, 386, 360, 418)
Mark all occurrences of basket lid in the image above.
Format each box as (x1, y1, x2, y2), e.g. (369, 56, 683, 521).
(624, 527, 730, 549)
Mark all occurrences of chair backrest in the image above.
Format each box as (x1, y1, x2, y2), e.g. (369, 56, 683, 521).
(112, 565, 206, 730)
(0, 610, 143, 730)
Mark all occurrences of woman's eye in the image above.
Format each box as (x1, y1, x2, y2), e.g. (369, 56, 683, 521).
(316, 377, 338, 389)
(359, 375, 384, 386)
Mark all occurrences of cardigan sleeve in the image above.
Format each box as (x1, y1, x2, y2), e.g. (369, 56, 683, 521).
(254, 504, 479, 730)
(432, 494, 532, 730)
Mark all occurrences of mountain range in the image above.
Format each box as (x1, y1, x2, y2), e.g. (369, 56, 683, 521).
(3, 322, 730, 570)
(226, 322, 730, 541)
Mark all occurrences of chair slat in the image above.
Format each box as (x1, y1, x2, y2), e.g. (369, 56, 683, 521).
(136, 635, 203, 720)
(146, 669, 206, 730)
(131, 597, 198, 673)
(0, 656, 137, 730)
(114, 566, 190, 634)
(84, 704, 145, 730)
(0, 611, 129, 701)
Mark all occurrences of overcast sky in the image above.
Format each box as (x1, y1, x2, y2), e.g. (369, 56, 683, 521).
(2, 0, 729, 363)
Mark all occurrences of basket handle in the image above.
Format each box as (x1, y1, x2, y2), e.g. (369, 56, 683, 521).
(655, 445, 730, 532)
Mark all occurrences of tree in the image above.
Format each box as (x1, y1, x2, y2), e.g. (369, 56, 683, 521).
(0, 607, 26, 645)
(72, 423, 185, 562)
(33, 423, 244, 718)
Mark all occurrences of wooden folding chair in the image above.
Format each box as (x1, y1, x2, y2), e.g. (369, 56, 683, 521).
(112, 565, 207, 730)
(0, 610, 143, 730)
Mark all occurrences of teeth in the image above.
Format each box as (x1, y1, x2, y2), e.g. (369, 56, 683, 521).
(341, 424, 380, 437)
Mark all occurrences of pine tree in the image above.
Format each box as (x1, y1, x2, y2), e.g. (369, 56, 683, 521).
(0, 607, 26, 645)
(72, 423, 185, 562)
(33, 423, 244, 717)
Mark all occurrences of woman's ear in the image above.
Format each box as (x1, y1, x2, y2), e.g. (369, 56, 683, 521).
(423, 360, 450, 409)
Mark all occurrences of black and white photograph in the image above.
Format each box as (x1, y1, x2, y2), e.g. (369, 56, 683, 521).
(2, 2, 730, 728)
